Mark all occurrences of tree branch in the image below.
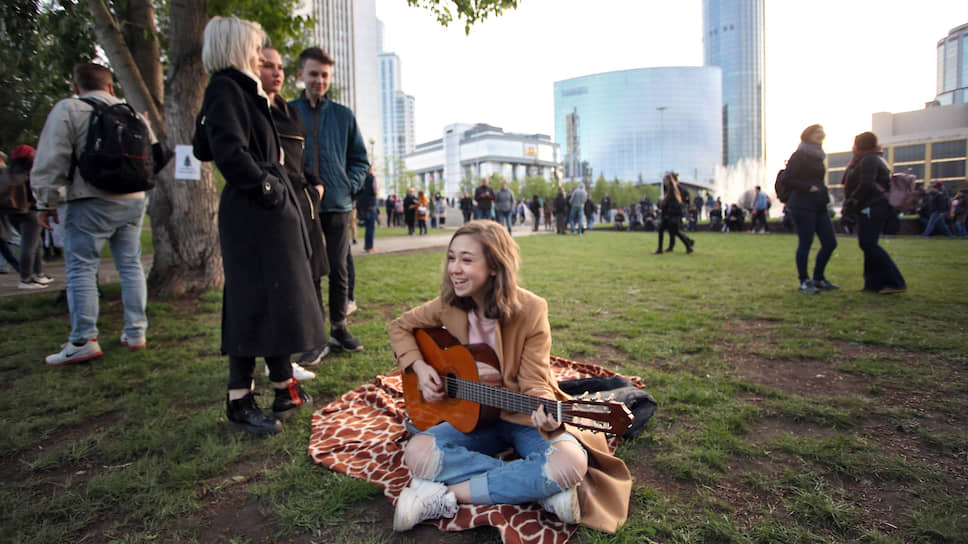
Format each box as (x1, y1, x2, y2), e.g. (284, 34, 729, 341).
(86, 0, 167, 141)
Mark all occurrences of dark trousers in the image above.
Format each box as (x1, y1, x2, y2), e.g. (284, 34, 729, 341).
(751, 210, 768, 232)
(857, 200, 906, 291)
(347, 251, 355, 301)
(228, 354, 291, 389)
(321, 211, 351, 328)
(790, 207, 837, 283)
(658, 218, 692, 250)
(363, 207, 376, 250)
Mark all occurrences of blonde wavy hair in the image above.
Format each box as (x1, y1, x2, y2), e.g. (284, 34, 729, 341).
(440, 220, 521, 321)
(202, 16, 266, 76)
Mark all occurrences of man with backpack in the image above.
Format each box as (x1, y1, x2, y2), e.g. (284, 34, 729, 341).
(31, 63, 163, 366)
(921, 182, 954, 238)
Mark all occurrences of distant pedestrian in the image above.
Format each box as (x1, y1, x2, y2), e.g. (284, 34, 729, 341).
(653, 172, 694, 254)
(494, 179, 515, 234)
(459, 189, 473, 224)
(750, 185, 769, 233)
(569, 183, 587, 235)
(474, 177, 495, 220)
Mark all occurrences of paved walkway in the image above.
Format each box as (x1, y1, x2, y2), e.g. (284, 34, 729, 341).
(0, 224, 551, 298)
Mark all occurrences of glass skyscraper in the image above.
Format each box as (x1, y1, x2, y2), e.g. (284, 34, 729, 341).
(702, 0, 765, 165)
(553, 67, 723, 185)
(936, 22, 968, 105)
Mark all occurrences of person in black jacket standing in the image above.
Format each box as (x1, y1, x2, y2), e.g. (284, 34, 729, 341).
(653, 173, 694, 254)
(784, 124, 837, 294)
(843, 131, 906, 294)
(193, 18, 322, 434)
(260, 46, 332, 374)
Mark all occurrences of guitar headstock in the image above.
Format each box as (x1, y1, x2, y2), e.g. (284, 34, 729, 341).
(563, 394, 634, 436)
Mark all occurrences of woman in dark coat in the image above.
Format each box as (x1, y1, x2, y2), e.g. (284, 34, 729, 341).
(403, 187, 417, 235)
(193, 17, 324, 435)
(784, 124, 837, 294)
(653, 173, 694, 254)
(842, 131, 906, 293)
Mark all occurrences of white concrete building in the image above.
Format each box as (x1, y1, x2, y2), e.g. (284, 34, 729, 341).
(404, 123, 561, 199)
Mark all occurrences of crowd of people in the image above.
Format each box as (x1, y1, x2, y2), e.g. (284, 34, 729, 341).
(6, 13, 968, 536)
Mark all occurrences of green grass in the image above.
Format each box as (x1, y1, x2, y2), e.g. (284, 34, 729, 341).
(1, 231, 966, 543)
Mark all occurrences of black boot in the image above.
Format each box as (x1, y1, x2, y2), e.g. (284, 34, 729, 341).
(272, 379, 313, 420)
(226, 392, 282, 435)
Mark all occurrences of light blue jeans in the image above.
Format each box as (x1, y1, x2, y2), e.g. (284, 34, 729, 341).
(415, 420, 580, 505)
(569, 206, 584, 234)
(495, 209, 513, 234)
(64, 197, 148, 344)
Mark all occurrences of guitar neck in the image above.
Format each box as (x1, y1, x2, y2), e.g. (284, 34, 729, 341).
(446, 375, 562, 421)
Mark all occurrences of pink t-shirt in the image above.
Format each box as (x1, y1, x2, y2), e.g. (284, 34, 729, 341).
(468, 310, 502, 386)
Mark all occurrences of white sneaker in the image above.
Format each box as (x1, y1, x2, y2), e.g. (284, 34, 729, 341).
(264, 363, 316, 381)
(292, 362, 316, 381)
(46, 339, 103, 366)
(346, 299, 358, 316)
(540, 486, 581, 525)
(34, 274, 54, 285)
(120, 333, 147, 350)
(18, 277, 48, 290)
(393, 478, 458, 532)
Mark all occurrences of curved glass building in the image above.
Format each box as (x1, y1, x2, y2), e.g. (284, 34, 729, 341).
(553, 67, 723, 186)
(703, 0, 765, 165)
(936, 22, 968, 105)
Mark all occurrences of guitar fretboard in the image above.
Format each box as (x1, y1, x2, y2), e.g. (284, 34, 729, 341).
(446, 375, 565, 423)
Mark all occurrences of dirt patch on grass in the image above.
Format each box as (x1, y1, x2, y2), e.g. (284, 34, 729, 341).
(731, 355, 871, 398)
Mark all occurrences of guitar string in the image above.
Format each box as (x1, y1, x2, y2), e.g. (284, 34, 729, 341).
(442, 375, 582, 425)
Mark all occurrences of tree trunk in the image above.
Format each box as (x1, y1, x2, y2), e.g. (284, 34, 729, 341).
(147, 0, 223, 296)
(87, 0, 222, 296)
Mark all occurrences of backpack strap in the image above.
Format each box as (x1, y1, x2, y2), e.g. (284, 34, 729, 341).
(67, 97, 107, 184)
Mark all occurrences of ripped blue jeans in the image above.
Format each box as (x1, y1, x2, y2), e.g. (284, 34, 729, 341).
(408, 420, 582, 505)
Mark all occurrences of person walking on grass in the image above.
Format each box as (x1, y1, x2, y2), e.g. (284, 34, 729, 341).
(653, 172, 694, 254)
(842, 131, 906, 294)
(569, 183, 587, 235)
(783, 124, 838, 294)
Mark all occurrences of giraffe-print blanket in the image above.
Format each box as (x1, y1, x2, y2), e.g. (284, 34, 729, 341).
(308, 356, 641, 544)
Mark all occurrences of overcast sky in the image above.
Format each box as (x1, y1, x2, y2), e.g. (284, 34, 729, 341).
(374, 0, 968, 174)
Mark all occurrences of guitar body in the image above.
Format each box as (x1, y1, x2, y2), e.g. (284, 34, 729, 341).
(402, 328, 501, 432)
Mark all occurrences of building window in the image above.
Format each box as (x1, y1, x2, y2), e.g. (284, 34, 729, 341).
(931, 160, 965, 179)
(894, 163, 924, 180)
(827, 170, 844, 186)
(893, 143, 925, 162)
(932, 139, 966, 159)
(826, 152, 852, 169)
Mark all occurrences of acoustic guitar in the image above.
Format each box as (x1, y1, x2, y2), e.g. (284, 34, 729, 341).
(401, 328, 633, 435)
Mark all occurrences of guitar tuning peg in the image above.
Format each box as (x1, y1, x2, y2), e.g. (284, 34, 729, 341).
(606, 393, 615, 402)
(593, 392, 602, 401)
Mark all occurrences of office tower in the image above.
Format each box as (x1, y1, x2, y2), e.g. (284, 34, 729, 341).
(702, 0, 765, 165)
(311, 0, 382, 161)
(378, 51, 416, 181)
(936, 22, 968, 105)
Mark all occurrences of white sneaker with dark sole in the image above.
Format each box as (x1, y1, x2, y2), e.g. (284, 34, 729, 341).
(263, 362, 317, 381)
(120, 333, 146, 350)
(46, 339, 103, 366)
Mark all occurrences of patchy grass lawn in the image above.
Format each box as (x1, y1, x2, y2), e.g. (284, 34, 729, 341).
(1, 231, 965, 544)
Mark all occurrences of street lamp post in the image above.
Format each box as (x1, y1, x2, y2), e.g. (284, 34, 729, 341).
(657, 106, 667, 200)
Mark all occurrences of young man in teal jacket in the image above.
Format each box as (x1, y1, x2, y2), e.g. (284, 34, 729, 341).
(290, 47, 369, 353)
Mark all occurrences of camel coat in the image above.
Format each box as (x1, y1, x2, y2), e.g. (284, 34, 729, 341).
(389, 288, 632, 533)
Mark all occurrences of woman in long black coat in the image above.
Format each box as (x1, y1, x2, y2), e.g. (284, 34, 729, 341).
(193, 17, 324, 435)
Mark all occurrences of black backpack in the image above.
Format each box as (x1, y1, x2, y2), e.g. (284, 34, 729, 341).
(774, 168, 792, 204)
(72, 97, 154, 193)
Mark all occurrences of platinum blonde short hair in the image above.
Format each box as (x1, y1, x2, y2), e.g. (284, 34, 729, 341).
(202, 16, 266, 75)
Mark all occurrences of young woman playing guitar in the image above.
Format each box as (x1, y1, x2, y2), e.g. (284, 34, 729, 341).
(388, 220, 631, 533)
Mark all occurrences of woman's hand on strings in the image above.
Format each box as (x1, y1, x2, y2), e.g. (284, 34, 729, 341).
(412, 359, 445, 402)
(531, 404, 562, 433)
